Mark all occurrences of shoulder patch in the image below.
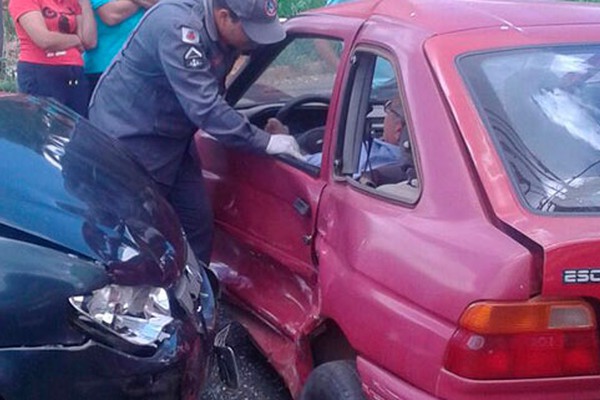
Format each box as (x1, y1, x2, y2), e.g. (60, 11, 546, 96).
(184, 46, 206, 69)
(181, 27, 200, 44)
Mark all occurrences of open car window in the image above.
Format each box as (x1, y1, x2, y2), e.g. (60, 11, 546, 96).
(237, 38, 341, 108)
(334, 51, 419, 203)
(232, 37, 344, 173)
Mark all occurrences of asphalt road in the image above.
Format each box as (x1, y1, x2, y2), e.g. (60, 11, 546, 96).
(200, 308, 293, 400)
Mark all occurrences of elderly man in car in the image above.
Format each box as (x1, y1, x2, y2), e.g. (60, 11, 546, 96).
(265, 96, 410, 173)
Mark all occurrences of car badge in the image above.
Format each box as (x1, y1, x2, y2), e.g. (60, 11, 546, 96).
(563, 268, 600, 284)
(264, 0, 277, 17)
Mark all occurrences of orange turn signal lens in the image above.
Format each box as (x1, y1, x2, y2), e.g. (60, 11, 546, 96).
(459, 300, 595, 334)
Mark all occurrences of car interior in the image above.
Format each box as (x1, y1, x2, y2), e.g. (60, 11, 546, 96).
(225, 36, 419, 202)
(334, 51, 419, 202)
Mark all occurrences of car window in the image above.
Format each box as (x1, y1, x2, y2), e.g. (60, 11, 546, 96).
(231, 36, 344, 174)
(237, 37, 342, 108)
(459, 45, 600, 214)
(334, 51, 419, 203)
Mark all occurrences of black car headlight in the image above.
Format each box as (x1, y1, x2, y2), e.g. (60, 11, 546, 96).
(69, 285, 173, 354)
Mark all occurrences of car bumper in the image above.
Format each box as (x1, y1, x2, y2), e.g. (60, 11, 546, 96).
(358, 357, 600, 400)
(0, 319, 211, 400)
(358, 357, 438, 400)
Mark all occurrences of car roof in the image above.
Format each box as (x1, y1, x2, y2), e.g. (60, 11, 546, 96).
(313, 0, 600, 37)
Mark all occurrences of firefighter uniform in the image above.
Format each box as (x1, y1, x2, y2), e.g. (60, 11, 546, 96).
(89, 0, 285, 265)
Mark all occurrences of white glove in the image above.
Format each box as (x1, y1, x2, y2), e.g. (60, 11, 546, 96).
(266, 134, 304, 160)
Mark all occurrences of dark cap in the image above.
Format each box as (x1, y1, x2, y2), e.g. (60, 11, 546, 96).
(223, 0, 286, 45)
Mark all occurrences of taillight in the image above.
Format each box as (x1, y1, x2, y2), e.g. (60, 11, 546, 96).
(444, 299, 600, 379)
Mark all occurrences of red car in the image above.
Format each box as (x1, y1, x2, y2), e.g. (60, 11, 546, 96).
(196, 0, 600, 398)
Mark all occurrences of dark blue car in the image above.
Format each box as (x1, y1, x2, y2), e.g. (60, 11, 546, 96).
(0, 94, 226, 399)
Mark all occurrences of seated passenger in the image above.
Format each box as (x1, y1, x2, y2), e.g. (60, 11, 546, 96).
(265, 97, 410, 172)
(356, 97, 408, 174)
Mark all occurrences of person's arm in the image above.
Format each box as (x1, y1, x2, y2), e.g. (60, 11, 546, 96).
(77, 0, 97, 49)
(131, 0, 157, 10)
(264, 118, 289, 135)
(156, 16, 301, 158)
(96, 0, 139, 25)
(155, 17, 252, 147)
(18, 11, 84, 52)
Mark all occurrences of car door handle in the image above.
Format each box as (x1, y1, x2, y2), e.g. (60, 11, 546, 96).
(293, 197, 311, 217)
(302, 234, 313, 245)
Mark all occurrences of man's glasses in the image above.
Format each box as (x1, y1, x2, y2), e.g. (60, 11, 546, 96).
(384, 99, 403, 119)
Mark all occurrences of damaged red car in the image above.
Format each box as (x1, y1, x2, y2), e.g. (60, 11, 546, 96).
(196, 0, 600, 398)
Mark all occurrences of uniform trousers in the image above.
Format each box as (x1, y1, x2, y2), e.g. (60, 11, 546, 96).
(156, 148, 213, 267)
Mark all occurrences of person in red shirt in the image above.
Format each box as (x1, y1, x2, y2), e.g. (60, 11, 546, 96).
(9, 0, 96, 115)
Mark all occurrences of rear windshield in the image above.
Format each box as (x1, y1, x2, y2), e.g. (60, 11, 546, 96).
(459, 45, 600, 214)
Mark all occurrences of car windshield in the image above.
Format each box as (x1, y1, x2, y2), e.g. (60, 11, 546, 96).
(459, 45, 600, 214)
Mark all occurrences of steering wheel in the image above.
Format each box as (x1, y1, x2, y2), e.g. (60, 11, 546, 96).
(296, 126, 326, 154)
(275, 94, 330, 154)
(275, 94, 330, 123)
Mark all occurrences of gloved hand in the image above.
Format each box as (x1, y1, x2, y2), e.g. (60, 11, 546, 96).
(266, 134, 304, 160)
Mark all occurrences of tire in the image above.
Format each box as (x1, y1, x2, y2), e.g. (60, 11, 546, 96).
(300, 360, 366, 400)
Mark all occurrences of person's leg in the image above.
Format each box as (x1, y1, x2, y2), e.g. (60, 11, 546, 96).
(165, 151, 214, 266)
(86, 73, 102, 94)
(17, 62, 36, 94)
(66, 66, 90, 117)
(17, 63, 69, 106)
(16, 62, 39, 95)
(85, 72, 103, 106)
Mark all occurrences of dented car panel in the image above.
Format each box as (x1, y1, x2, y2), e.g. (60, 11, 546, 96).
(0, 96, 185, 286)
(0, 95, 215, 400)
(199, 134, 323, 395)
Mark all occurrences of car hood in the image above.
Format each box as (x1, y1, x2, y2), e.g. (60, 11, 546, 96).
(0, 95, 185, 286)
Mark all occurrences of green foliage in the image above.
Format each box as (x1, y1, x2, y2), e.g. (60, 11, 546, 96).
(278, 0, 326, 18)
(1, 2, 17, 93)
(0, 73, 16, 92)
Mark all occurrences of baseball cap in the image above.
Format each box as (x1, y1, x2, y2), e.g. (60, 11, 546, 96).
(223, 0, 286, 45)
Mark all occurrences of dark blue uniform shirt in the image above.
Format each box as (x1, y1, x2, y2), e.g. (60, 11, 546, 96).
(89, 0, 270, 186)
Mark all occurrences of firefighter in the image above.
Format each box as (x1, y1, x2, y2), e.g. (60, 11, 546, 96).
(89, 0, 301, 265)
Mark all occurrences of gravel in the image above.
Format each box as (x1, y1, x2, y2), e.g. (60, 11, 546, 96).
(200, 307, 293, 400)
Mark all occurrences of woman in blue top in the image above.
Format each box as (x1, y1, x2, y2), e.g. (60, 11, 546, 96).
(83, 0, 156, 96)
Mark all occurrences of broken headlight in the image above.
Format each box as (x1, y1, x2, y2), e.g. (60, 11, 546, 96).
(69, 285, 173, 354)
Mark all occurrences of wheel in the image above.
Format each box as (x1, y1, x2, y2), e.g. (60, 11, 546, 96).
(300, 361, 366, 400)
